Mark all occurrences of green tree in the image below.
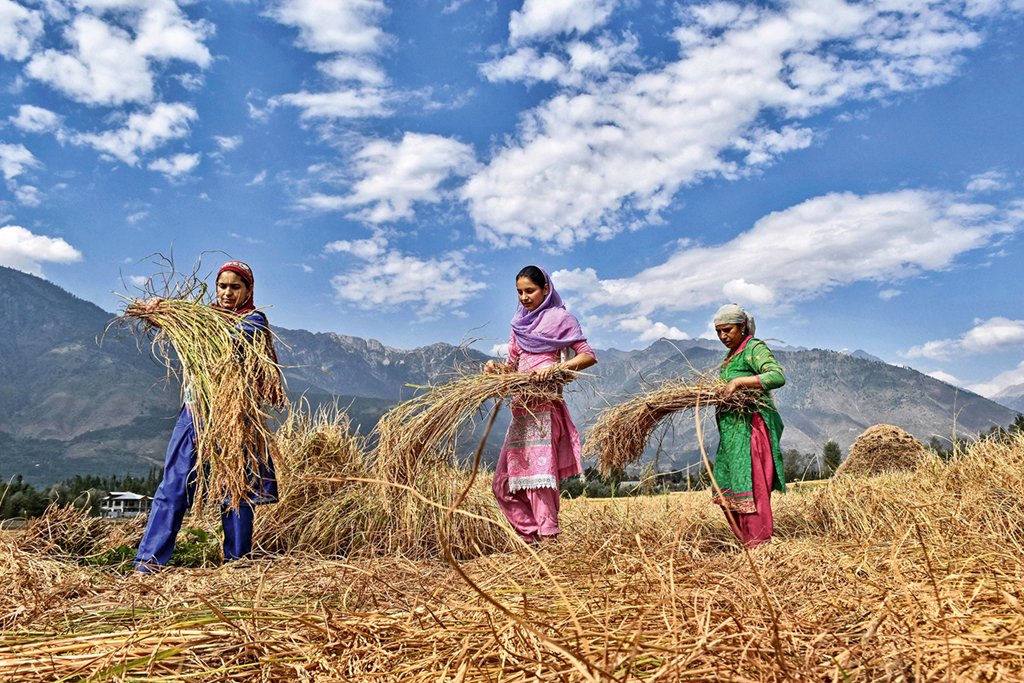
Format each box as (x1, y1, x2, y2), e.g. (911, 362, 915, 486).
(0, 475, 47, 518)
(822, 439, 842, 476)
(1011, 413, 1024, 435)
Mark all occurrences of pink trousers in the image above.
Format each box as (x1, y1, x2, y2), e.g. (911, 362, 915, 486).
(722, 413, 775, 548)
(492, 450, 561, 544)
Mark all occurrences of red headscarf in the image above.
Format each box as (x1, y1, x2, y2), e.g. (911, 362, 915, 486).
(215, 260, 256, 314)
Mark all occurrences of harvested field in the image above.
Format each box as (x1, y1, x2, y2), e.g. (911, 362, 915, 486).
(3, 432, 1024, 680)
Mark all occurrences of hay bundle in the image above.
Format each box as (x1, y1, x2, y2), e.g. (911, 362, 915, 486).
(17, 503, 146, 558)
(254, 401, 516, 560)
(359, 461, 517, 560)
(835, 423, 928, 477)
(374, 368, 571, 483)
(122, 295, 284, 509)
(584, 375, 764, 476)
(255, 404, 371, 555)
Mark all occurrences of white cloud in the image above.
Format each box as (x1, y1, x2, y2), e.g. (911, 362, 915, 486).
(12, 183, 41, 206)
(333, 132, 478, 224)
(294, 192, 346, 212)
(968, 360, 1024, 400)
(24, 2, 212, 107)
(318, 56, 387, 85)
(904, 339, 956, 362)
(0, 224, 82, 276)
(926, 369, 962, 387)
(0, 143, 43, 205)
(878, 288, 902, 301)
(247, 170, 267, 186)
(907, 317, 1024, 361)
(126, 210, 148, 224)
(617, 315, 689, 342)
(325, 234, 485, 319)
(733, 126, 815, 166)
(489, 342, 509, 359)
(147, 152, 200, 177)
(482, 34, 639, 87)
(481, 47, 567, 84)
(508, 0, 617, 45)
(966, 170, 1011, 193)
(0, 0, 44, 60)
(27, 15, 151, 106)
(128, 0, 213, 66)
(555, 190, 1018, 316)
(267, 0, 396, 120)
(464, 1, 999, 248)
(267, 0, 389, 55)
(214, 135, 242, 151)
(9, 104, 62, 134)
(0, 143, 39, 179)
(73, 102, 197, 164)
(961, 317, 1024, 353)
(324, 234, 387, 260)
(271, 87, 392, 120)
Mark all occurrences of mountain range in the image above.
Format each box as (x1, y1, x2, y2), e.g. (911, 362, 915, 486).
(0, 265, 1019, 486)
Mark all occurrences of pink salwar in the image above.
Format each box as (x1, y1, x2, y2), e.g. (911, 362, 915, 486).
(492, 445, 563, 543)
(722, 412, 775, 548)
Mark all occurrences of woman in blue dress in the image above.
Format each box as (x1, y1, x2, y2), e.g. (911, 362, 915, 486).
(134, 260, 280, 572)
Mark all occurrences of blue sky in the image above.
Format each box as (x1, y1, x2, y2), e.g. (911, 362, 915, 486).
(1, 0, 1023, 402)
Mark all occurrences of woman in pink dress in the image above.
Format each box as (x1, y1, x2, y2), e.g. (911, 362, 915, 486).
(484, 266, 597, 544)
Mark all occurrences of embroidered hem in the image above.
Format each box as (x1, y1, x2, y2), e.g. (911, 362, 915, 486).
(711, 489, 757, 514)
(508, 474, 558, 493)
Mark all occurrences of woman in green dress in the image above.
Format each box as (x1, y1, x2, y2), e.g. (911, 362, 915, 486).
(712, 304, 785, 548)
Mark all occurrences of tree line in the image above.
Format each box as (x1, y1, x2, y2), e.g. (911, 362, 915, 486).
(0, 470, 161, 519)
(4, 415, 1020, 513)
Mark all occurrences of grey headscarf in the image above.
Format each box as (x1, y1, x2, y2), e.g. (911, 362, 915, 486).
(713, 303, 756, 337)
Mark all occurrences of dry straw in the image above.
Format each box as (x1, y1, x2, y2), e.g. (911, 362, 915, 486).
(836, 423, 929, 477)
(252, 397, 518, 560)
(585, 374, 763, 476)
(117, 267, 285, 510)
(5, 432, 1024, 680)
(374, 366, 573, 483)
(253, 402, 371, 556)
(17, 503, 146, 558)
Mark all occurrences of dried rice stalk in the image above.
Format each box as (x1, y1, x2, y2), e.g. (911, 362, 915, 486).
(374, 367, 573, 483)
(584, 374, 764, 476)
(835, 423, 928, 477)
(253, 400, 515, 560)
(255, 403, 371, 554)
(119, 290, 285, 510)
(6, 435, 1024, 680)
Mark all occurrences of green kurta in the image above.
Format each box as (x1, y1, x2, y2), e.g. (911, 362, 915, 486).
(712, 337, 785, 512)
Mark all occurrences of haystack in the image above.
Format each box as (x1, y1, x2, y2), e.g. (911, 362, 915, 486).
(835, 423, 927, 476)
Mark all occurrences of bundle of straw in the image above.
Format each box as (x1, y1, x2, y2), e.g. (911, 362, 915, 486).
(122, 295, 285, 509)
(374, 367, 573, 483)
(255, 403, 371, 554)
(584, 375, 764, 476)
(17, 503, 144, 558)
(254, 401, 516, 559)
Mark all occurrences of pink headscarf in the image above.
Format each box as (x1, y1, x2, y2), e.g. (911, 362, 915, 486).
(509, 267, 586, 354)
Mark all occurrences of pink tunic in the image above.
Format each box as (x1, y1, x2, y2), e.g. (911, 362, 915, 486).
(502, 334, 593, 491)
(491, 333, 595, 542)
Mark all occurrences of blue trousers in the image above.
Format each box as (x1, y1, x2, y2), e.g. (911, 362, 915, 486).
(135, 407, 256, 570)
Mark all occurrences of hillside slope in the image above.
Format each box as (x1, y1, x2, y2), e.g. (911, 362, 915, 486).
(0, 267, 1017, 484)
